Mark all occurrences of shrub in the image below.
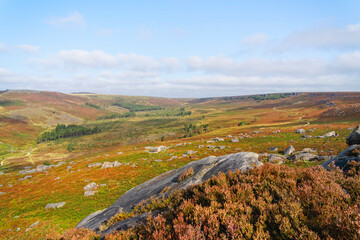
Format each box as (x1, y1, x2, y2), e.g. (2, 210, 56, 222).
(67, 143, 74, 152)
(178, 167, 194, 182)
(43, 160, 52, 166)
(238, 121, 247, 126)
(107, 163, 360, 239)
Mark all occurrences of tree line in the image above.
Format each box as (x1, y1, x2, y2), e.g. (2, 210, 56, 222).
(97, 112, 136, 120)
(37, 124, 100, 143)
(112, 102, 164, 112)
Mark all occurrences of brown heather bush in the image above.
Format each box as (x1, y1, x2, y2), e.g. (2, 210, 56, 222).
(104, 162, 360, 240)
(178, 167, 194, 182)
(54, 228, 100, 240)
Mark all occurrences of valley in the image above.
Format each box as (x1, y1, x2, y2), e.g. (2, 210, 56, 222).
(0, 90, 359, 239)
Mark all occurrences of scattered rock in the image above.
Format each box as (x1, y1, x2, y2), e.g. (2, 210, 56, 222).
(0, 192, 5, 195)
(302, 148, 317, 153)
(302, 135, 312, 139)
(36, 165, 51, 172)
(230, 138, 239, 143)
(218, 146, 225, 150)
(25, 221, 39, 232)
(101, 161, 122, 169)
(321, 131, 338, 138)
(294, 153, 318, 161)
(117, 152, 123, 155)
(269, 147, 278, 152)
(346, 126, 360, 146)
(101, 162, 113, 169)
(296, 129, 305, 134)
(19, 175, 32, 181)
(211, 137, 224, 142)
(317, 131, 338, 138)
(67, 166, 72, 171)
(168, 156, 178, 161)
(84, 191, 97, 197)
(88, 162, 102, 168)
(198, 145, 204, 148)
(268, 154, 285, 164)
(0, 172, 4, 175)
(84, 182, 98, 191)
(185, 150, 197, 155)
(114, 161, 122, 167)
(284, 146, 295, 155)
(45, 202, 66, 209)
(149, 146, 166, 153)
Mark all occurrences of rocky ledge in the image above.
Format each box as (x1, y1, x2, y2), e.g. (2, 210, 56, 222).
(76, 152, 262, 234)
(322, 125, 360, 170)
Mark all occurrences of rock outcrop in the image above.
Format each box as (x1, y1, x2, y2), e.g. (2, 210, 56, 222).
(346, 126, 360, 146)
(76, 152, 262, 233)
(322, 125, 360, 170)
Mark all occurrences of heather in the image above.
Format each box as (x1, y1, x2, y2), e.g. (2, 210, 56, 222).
(105, 162, 360, 240)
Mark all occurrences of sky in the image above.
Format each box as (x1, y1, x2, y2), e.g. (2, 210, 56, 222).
(0, 0, 360, 98)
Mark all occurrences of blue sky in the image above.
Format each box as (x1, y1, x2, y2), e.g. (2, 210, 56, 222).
(1, 0, 360, 97)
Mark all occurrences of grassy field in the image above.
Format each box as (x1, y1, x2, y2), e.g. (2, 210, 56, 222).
(0, 90, 359, 239)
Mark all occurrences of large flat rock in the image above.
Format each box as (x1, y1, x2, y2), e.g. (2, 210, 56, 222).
(76, 152, 262, 232)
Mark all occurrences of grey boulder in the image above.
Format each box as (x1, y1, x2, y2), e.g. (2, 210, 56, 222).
(284, 146, 295, 155)
(76, 152, 262, 233)
(322, 144, 360, 170)
(296, 129, 305, 134)
(269, 147, 278, 152)
(294, 153, 318, 161)
(84, 182, 98, 191)
(268, 154, 285, 164)
(346, 126, 360, 146)
(45, 202, 66, 209)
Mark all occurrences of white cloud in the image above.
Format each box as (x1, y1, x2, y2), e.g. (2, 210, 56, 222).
(55, 50, 118, 68)
(242, 33, 269, 46)
(17, 44, 39, 53)
(20, 49, 360, 97)
(335, 51, 360, 72)
(279, 23, 360, 50)
(47, 11, 85, 28)
(187, 55, 327, 77)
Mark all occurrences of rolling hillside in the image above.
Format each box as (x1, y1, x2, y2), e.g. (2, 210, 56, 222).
(0, 90, 359, 239)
